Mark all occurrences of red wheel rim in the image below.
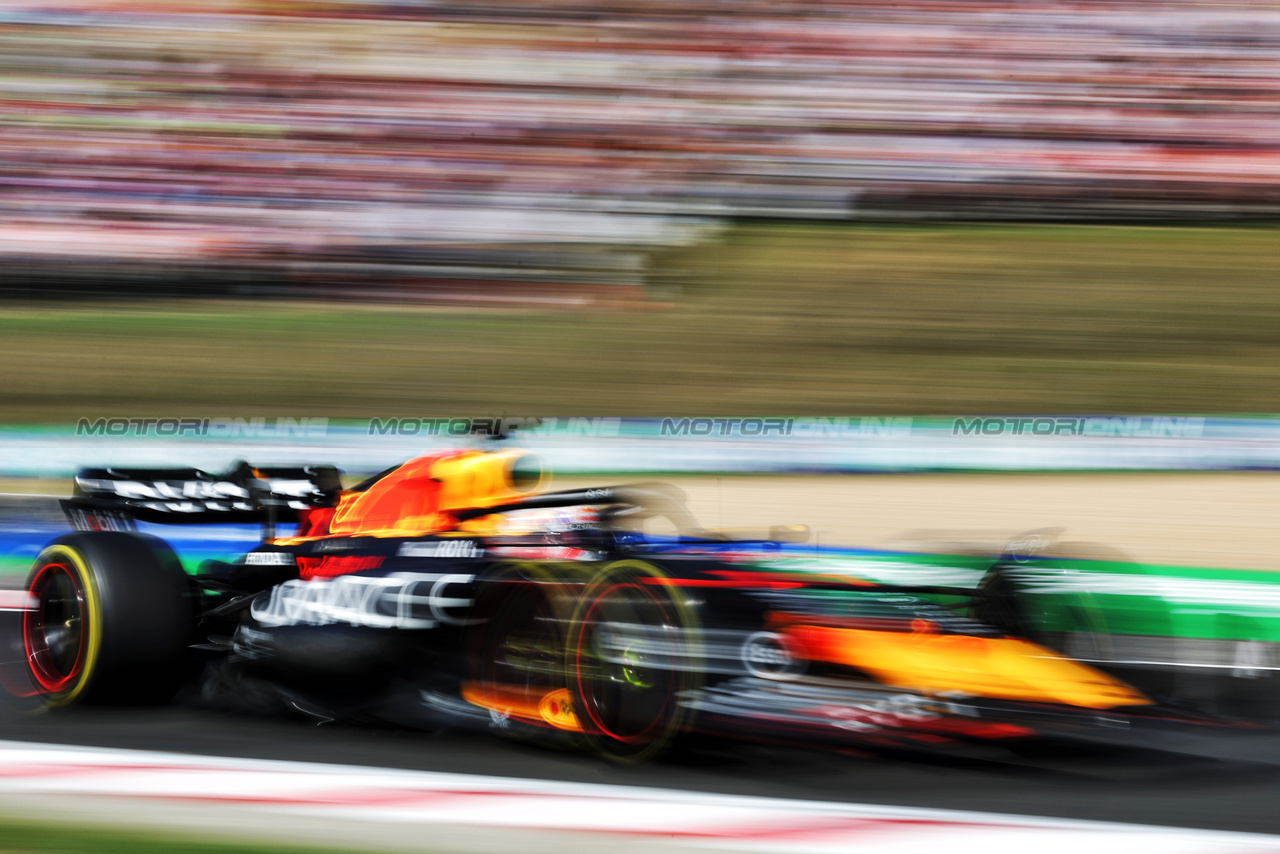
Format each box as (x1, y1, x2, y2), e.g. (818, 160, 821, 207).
(574, 582, 676, 745)
(23, 562, 88, 693)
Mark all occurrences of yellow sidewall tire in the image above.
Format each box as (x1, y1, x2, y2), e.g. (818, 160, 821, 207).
(568, 559, 702, 762)
(23, 532, 194, 707)
(25, 544, 104, 707)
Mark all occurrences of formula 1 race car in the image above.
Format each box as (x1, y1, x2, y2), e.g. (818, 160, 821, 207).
(4, 448, 1175, 761)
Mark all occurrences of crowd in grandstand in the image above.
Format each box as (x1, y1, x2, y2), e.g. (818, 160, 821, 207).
(2, 0, 1277, 296)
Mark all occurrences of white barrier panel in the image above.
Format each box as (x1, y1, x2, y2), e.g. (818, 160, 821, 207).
(2, 416, 1280, 477)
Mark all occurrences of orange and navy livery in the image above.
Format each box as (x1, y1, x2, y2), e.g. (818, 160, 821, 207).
(23, 447, 1187, 764)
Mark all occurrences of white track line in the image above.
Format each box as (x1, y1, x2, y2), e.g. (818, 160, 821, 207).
(0, 590, 33, 610)
(0, 740, 1277, 853)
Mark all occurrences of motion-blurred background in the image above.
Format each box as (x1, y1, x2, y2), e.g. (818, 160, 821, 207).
(2, 0, 1278, 417)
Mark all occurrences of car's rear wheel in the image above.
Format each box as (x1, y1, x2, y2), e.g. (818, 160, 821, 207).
(23, 532, 196, 706)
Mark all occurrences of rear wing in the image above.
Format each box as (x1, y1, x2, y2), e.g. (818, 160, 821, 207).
(62, 461, 341, 532)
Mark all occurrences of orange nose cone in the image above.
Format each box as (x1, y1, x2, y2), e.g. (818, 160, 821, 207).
(785, 625, 1150, 710)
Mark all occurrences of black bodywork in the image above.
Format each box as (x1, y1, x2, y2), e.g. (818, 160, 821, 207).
(2, 463, 1225, 762)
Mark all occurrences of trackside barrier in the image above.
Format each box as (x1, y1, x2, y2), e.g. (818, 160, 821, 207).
(2, 416, 1279, 478)
(0, 741, 1276, 854)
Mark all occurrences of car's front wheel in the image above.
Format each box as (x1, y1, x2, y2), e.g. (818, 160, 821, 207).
(568, 560, 701, 762)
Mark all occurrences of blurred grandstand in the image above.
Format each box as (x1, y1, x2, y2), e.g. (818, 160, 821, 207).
(2, 0, 1277, 302)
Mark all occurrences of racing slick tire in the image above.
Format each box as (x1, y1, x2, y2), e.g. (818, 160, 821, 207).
(22, 531, 197, 706)
(568, 560, 702, 763)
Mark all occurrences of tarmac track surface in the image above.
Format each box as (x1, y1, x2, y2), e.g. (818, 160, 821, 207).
(6, 703, 1280, 836)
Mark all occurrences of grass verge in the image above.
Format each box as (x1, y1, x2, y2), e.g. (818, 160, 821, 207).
(0, 817, 377, 854)
(2, 223, 1278, 419)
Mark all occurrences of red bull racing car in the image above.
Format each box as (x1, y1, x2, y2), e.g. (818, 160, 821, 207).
(5, 448, 1179, 761)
